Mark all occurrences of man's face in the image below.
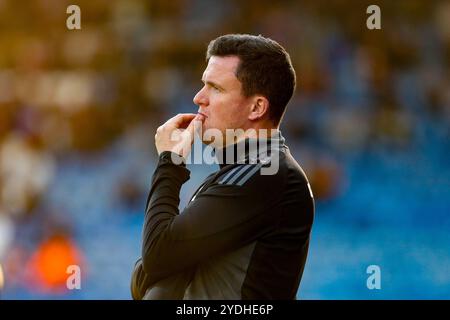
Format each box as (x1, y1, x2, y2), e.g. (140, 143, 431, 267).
(193, 56, 252, 145)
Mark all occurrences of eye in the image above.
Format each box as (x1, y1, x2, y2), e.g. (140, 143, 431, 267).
(202, 80, 222, 92)
(209, 83, 222, 92)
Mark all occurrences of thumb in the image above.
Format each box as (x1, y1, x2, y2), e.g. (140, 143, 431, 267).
(176, 114, 205, 159)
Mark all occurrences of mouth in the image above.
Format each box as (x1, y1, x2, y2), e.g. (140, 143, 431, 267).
(197, 112, 208, 118)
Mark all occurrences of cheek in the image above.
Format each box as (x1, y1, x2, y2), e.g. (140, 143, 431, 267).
(209, 94, 246, 128)
(208, 97, 228, 121)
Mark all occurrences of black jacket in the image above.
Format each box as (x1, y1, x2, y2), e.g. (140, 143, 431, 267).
(131, 131, 314, 299)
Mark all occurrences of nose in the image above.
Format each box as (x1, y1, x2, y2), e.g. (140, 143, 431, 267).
(193, 86, 208, 107)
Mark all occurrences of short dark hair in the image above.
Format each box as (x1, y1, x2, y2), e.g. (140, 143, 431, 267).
(206, 34, 296, 125)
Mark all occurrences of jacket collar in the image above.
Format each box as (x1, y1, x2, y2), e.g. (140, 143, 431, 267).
(214, 130, 286, 169)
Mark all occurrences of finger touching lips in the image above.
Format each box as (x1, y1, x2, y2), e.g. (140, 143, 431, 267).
(196, 112, 207, 121)
(170, 113, 196, 126)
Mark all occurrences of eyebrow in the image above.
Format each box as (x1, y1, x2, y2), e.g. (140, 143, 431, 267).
(202, 79, 225, 91)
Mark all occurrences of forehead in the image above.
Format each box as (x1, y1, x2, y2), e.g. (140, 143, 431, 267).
(203, 56, 240, 84)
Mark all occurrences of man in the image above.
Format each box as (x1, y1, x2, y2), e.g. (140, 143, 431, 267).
(131, 34, 314, 300)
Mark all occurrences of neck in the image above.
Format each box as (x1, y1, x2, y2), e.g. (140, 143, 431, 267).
(219, 124, 280, 149)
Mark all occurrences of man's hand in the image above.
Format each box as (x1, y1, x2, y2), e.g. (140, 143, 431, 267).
(155, 113, 205, 160)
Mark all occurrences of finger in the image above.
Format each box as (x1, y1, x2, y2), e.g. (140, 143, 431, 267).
(167, 113, 197, 128)
(185, 113, 205, 136)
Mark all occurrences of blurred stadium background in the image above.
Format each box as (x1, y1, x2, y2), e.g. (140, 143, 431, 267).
(0, 0, 449, 299)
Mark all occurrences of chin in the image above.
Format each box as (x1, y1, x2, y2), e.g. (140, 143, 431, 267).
(200, 123, 224, 147)
(202, 139, 214, 146)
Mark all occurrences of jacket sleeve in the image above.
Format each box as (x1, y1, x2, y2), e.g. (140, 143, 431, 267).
(130, 258, 150, 300)
(130, 258, 195, 300)
(133, 150, 292, 289)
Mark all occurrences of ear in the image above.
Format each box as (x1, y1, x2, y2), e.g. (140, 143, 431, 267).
(248, 96, 269, 121)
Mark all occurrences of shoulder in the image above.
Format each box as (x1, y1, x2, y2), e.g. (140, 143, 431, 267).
(210, 154, 289, 200)
(283, 149, 315, 200)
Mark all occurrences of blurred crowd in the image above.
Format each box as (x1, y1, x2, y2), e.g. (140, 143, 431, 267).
(0, 0, 448, 298)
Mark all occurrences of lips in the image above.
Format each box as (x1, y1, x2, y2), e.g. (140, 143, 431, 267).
(197, 112, 208, 118)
